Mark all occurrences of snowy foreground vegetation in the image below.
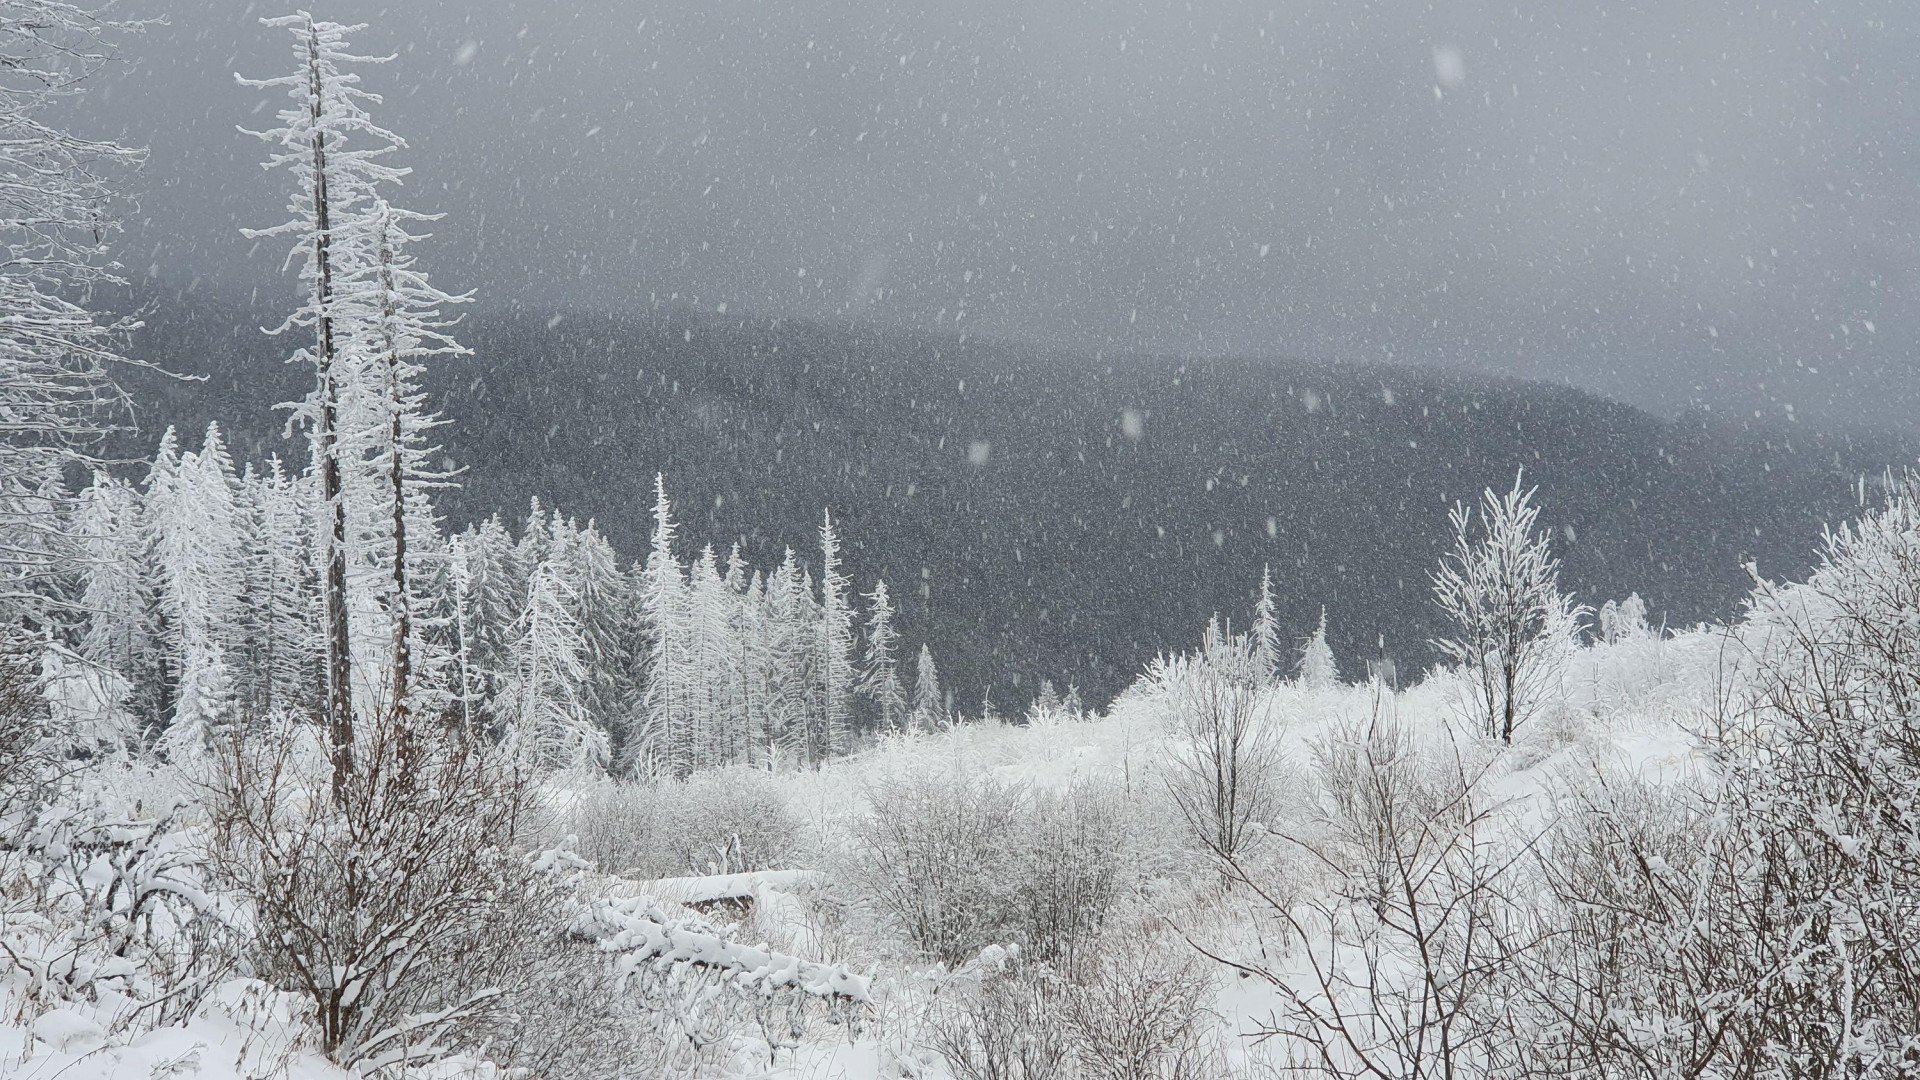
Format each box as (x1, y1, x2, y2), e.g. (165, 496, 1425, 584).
(15, 487, 1920, 1078)
(4, 6, 1920, 1080)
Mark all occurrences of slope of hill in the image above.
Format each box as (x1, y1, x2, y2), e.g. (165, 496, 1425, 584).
(115, 301, 1918, 706)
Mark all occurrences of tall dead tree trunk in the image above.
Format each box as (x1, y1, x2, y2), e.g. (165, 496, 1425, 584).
(303, 21, 356, 794)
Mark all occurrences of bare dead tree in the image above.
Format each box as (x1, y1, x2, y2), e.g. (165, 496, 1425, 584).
(1163, 621, 1285, 871)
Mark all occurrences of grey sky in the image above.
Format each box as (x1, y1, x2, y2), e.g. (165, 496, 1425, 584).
(80, 0, 1919, 430)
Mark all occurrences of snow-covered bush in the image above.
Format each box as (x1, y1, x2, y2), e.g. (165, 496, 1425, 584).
(1215, 703, 1531, 1078)
(1008, 782, 1131, 973)
(1061, 931, 1219, 1080)
(928, 950, 1072, 1080)
(1159, 623, 1286, 869)
(841, 768, 1026, 966)
(204, 719, 559, 1074)
(1697, 474, 1920, 1072)
(566, 766, 802, 879)
(1504, 764, 1743, 1077)
(840, 768, 1145, 970)
(0, 642, 223, 1039)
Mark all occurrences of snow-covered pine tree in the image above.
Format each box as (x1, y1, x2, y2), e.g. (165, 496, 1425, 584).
(336, 198, 470, 724)
(0, 1, 143, 622)
(251, 457, 321, 720)
(502, 539, 605, 773)
(1296, 606, 1339, 690)
(68, 474, 148, 743)
(1030, 679, 1064, 725)
(1251, 563, 1281, 684)
(860, 579, 908, 732)
(759, 548, 811, 767)
(556, 518, 640, 761)
(687, 545, 738, 768)
(639, 475, 691, 775)
(813, 510, 855, 765)
(445, 515, 520, 732)
(72, 475, 148, 685)
(912, 643, 942, 731)
(240, 14, 409, 784)
(148, 426, 250, 754)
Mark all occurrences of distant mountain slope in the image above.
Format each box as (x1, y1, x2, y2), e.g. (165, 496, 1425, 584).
(117, 302, 1918, 707)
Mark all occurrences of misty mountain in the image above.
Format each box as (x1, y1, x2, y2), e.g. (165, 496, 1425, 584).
(115, 300, 1918, 707)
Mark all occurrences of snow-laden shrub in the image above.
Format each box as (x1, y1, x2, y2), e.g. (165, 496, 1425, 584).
(840, 768, 1144, 969)
(1062, 931, 1220, 1080)
(655, 767, 803, 876)
(928, 949, 1072, 1080)
(565, 766, 802, 879)
(841, 768, 1026, 966)
(1009, 782, 1131, 974)
(0, 640, 224, 1038)
(204, 718, 568, 1074)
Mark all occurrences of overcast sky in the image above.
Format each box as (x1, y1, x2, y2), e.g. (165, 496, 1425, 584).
(77, 0, 1919, 430)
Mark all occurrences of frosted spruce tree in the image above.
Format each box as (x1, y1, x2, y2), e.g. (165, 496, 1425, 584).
(639, 475, 690, 774)
(147, 426, 250, 755)
(1251, 563, 1281, 683)
(240, 14, 410, 785)
(861, 579, 908, 731)
(912, 643, 943, 731)
(502, 538, 603, 772)
(813, 510, 855, 765)
(1296, 607, 1338, 690)
(1430, 472, 1583, 742)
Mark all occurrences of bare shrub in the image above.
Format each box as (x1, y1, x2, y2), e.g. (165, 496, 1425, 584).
(1202, 712, 1539, 1078)
(1011, 781, 1129, 973)
(1505, 765, 1753, 1078)
(205, 717, 548, 1073)
(654, 766, 802, 875)
(565, 766, 801, 879)
(842, 768, 1025, 966)
(1161, 622, 1285, 868)
(1063, 935, 1219, 1080)
(929, 953, 1072, 1080)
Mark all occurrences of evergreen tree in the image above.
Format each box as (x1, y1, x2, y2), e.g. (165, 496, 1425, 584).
(813, 509, 854, 764)
(1251, 563, 1281, 683)
(860, 579, 907, 731)
(638, 475, 690, 775)
(1296, 606, 1339, 690)
(912, 643, 942, 731)
(502, 544, 604, 772)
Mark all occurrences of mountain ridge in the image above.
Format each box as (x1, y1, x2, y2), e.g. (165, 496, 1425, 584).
(113, 301, 1918, 706)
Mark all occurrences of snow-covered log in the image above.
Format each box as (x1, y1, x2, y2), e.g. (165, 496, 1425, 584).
(608, 868, 820, 906)
(573, 896, 869, 1003)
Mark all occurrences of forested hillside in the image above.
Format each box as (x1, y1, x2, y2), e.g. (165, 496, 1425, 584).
(118, 298, 1917, 706)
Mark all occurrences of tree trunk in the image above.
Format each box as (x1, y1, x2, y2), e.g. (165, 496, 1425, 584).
(306, 21, 356, 795)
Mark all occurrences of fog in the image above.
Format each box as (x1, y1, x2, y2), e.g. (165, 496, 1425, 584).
(82, 0, 1920, 430)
